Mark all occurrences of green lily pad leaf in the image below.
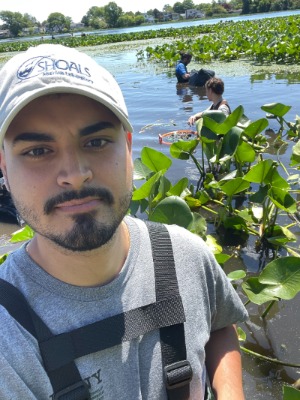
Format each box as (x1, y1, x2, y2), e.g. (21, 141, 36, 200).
(244, 159, 273, 184)
(268, 187, 297, 213)
(187, 212, 207, 238)
(141, 147, 172, 172)
(261, 103, 291, 118)
(10, 225, 34, 243)
(167, 178, 189, 196)
(218, 126, 243, 160)
(132, 171, 164, 200)
(258, 257, 300, 300)
(202, 110, 227, 124)
(133, 158, 152, 180)
(266, 168, 290, 190)
(220, 170, 238, 181)
(0, 253, 8, 265)
(215, 253, 232, 266)
(235, 141, 256, 164)
(237, 326, 247, 342)
(220, 177, 250, 197)
(223, 105, 244, 128)
(129, 199, 141, 215)
(149, 196, 193, 228)
(152, 176, 171, 204)
(290, 140, 300, 167)
(196, 189, 211, 205)
(170, 139, 199, 160)
(243, 118, 269, 140)
(223, 215, 248, 231)
(205, 235, 223, 254)
(265, 225, 296, 245)
(227, 270, 246, 281)
(185, 196, 202, 208)
(267, 236, 294, 246)
(283, 385, 300, 400)
(200, 127, 219, 142)
(202, 106, 243, 136)
(249, 185, 269, 203)
(242, 277, 279, 305)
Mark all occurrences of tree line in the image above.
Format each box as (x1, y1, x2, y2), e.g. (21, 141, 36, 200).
(0, 0, 299, 37)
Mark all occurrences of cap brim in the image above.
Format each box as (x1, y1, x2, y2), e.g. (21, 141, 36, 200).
(0, 84, 133, 146)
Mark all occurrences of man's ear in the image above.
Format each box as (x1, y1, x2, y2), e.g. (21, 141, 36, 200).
(0, 152, 10, 192)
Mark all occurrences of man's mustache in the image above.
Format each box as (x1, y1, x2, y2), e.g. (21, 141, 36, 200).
(44, 187, 114, 215)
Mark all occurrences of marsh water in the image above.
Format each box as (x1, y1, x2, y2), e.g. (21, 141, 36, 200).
(0, 10, 300, 399)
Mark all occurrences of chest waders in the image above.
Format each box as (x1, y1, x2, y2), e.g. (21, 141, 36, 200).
(0, 222, 212, 400)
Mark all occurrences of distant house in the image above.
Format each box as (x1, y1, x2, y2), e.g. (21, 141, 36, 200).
(186, 9, 204, 19)
(143, 14, 155, 23)
(22, 27, 41, 35)
(71, 22, 85, 30)
(171, 13, 180, 20)
(0, 29, 10, 38)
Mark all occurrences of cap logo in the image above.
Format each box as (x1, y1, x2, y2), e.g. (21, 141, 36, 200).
(17, 54, 93, 84)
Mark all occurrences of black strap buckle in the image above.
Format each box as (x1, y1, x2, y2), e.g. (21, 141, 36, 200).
(53, 380, 90, 400)
(164, 360, 193, 390)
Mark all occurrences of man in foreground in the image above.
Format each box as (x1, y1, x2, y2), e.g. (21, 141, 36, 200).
(0, 44, 248, 400)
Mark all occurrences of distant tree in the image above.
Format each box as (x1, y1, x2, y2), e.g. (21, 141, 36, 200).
(173, 2, 185, 13)
(0, 11, 27, 36)
(117, 14, 133, 27)
(163, 4, 174, 12)
(23, 13, 38, 27)
(46, 12, 71, 33)
(290, 0, 300, 8)
(212, 1, 228, 13)
(104, 2, 123, 28)
(134, 15, 145, 25)
(81, 6, 104, 27)
(153, 8, 163, 21)
(182, 0, 195, 10)
(229, 0, 243, 8)
(241, 0, 250, 13)
(220, 2, 232, 11)
(258, 0, 271, 12)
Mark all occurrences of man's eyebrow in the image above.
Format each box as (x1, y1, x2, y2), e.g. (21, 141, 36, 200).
(80, 122, 115, 136)
(12, 132, 54, 146)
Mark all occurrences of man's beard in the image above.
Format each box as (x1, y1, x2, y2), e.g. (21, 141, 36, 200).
(12, 187, 132, 252)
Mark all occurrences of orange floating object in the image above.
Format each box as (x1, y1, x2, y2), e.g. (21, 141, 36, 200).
(158, 129, 197, 145)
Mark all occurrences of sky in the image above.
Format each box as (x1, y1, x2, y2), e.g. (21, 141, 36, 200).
(0, 0, 212, 23)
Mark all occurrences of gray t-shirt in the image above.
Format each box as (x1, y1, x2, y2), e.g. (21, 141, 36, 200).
(0, 217, 248, 399)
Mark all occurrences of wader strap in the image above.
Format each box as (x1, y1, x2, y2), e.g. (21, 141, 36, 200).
(147, 222, 192, 400)
(0, 278, 88, 400)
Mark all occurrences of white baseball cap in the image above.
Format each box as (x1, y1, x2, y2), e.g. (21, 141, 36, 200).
(0, 44, 133, 146)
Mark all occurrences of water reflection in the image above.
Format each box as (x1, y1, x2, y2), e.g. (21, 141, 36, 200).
(250, 72, 300, 84)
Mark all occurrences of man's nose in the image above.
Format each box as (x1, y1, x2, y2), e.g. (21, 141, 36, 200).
(56, 149, 93, 189)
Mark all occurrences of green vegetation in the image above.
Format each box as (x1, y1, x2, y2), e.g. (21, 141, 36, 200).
(0, 24, 216, 53)
(129, 101, 300, 386)
(0, 0, 299, 37)
(140, 15, 300, 65)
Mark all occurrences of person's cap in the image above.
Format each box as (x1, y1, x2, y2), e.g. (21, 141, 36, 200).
(0, 44, 133, 146)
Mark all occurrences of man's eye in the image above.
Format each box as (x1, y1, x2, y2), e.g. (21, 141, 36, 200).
(86, 138, 108, 148)
(25, 148, 51, 157)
